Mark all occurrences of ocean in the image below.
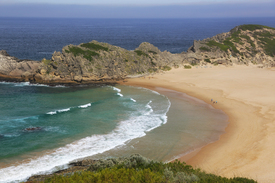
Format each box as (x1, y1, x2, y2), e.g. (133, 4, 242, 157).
(0, 17, 274, 182)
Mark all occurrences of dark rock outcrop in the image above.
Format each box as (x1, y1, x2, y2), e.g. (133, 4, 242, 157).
(23, 127, 43, 132)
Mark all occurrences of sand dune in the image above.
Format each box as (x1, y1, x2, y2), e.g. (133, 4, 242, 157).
(120, 64, 275, 183)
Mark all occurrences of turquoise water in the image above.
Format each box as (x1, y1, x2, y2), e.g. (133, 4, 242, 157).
(0, 83, 228, 182)
(0, 83, 171, 182)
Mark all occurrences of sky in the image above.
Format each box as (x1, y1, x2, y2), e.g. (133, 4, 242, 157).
(0, 0, 274, 18)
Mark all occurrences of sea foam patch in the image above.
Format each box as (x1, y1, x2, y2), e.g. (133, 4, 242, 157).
(130, 98, 136, 102)
(0, 81, 66, 88)
(47, 103, 93, 115)
(46, 108, 71, 115)
(112, 86, 121, 92)
(117, 93, 123, 97)
(78, 103, 92, 108)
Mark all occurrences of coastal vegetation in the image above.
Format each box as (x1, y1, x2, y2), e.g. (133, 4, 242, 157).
(80, 42, 109, 51)
(201, 24, 275, 58)
(161, 66, 172, 71)
(135, 50, 149, 57)
(65, 46, 99, 62)
(39, 154, 257, 183)
(204, 58, 211, 63)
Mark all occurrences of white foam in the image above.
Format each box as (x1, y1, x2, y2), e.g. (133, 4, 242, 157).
(0, 81, 66, 88)
(112, 86, 121, 92)
(58, 108, 71, 113)
(52, 85, 67, 88)
(145, 101, 153, 115)
(3, 134, 21, 138)
(78, 103, 92, 108)
(151, 90, 161, 95)
(130, 98, 136, 102)
(0, 97, 171, 183)
(47, 111, 57, 115)
(117, 93, 123, 97)
(14, 82, 31, 87)
(13, 82, 48, 87)
(0, 81, 11, 84)
(47, 108, 70, 115)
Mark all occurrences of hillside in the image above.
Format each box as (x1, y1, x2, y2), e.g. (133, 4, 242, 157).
(0, 24, 274, 84)
(187, 24, 275, 66)
(35, 41, 183, 84)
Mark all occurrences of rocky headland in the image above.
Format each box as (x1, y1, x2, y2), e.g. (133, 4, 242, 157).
(0, 24, 274, 85)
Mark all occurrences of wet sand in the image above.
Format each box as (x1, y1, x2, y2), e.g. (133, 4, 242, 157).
(119, 65, 275, 183)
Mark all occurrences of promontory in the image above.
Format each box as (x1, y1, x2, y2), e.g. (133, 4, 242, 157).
(0, 24, 274, 85)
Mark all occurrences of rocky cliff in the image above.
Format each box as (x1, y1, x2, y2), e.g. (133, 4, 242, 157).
(34, 41, 183, 84)
(0, 50, 40, 82)
(186, 24, 275, 67)
(0, 24, 274, 84)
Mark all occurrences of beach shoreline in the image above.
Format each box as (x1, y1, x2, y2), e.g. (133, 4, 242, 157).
(119, 64, 275, 183)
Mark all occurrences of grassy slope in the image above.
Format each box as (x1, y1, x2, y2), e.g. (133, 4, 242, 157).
(204, 24, 275, 57)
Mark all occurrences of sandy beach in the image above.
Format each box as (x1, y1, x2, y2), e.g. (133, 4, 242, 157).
(119, 64, 275, 183)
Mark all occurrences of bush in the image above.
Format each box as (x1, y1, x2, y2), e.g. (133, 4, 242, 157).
(162, 66, 172, 71)
(80, 42, 109, 51)
(184, 65, 192, 69)
(206, 40, 230, 52)
(239, 24, 274, 31)
(44, 156, 257, 183)
(259, 37, 275, 57)
(204, 58, 211, 63)
(148, 50, 158, 54)
(199, 47, 211, 52)
(65, 46, 99, 61)
(135, 50, 149, 57)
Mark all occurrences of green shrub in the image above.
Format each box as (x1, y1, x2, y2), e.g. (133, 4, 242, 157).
(43, 156, 257, 183)
(239, 24, 274, 31)
(65, 46, 99, 61)
(148, 50, 158, 54)
(254, 31, 274, 38)
(240, 35, 256, 48)
(223, 40, 240, 54)
(162, 66, 172, 71)
(204, 58, 211, 63)
(184, 65, 192, 69)
(80, 42, 109, 51)
(206, 40, 230, 52)
(259, 37, 275, 57)
(135, 50, 149, 57)
(147, 68, 157, 73)
(199, 47, 211, 52)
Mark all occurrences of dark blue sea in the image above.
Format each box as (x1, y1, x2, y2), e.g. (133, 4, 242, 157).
(0, 17, 274, 182)
(1, 17, 275, 61)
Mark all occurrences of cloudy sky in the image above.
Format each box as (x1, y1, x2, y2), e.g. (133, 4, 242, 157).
(0, 0, 274, 18)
